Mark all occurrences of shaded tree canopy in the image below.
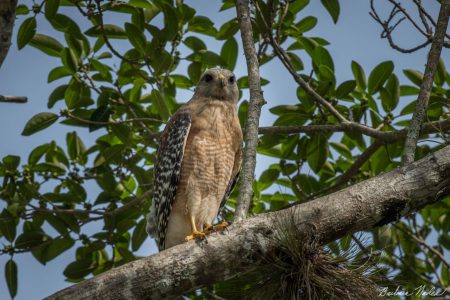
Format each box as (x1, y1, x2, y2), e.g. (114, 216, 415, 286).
(0, 0, 449, 299)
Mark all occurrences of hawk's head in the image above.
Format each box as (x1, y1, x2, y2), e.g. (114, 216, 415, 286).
(194, 68, 239, 103)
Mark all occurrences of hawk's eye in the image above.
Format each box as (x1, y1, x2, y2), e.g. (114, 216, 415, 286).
(229, 76, 235, 83)
(204, 74, 213, 82)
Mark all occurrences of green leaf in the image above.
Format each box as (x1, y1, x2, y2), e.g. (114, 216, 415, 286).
(22, 112, 59, 136)
(15, 231, 47, 249)
(63, 258, 97, 279)
(307, 134, 328, 173)
(3, 155, 20, 171)
(5, 259, 17, 299)
(312, 46, 334, 72)
(49, 14, 83, 38)
(45, 0, 60, 19)
(380, 74, 400, 112)
(16, 4, 30, 15)
(161, 4, 179, 41)
(216, 18, 239, 40)
(351, 61, 366, 91)
(200, 51, 226, 67)
(434, 58, 446, 86)
(0, 209, 16, 242)
(321, 0, 340, 23)
(403, 69, 423, 86)
(220, 37, 238, 70)
(289, 0, 309, 14)
(150, 90, 170, 121)
(187, 16, 217, 36)
(64, 80, 80, 108)
(132, 219, 147, 251)
(128, 0, 154, 9)
(336, 80, 356, 99)
(368, 61, 394, 94)
(295, 16, 317, 33)
(89, 106, 111, 132)
(85, 25, 127, 39)
(183, 36, 206, 51)
(171, 74, 193, 89)
(48, 66, 72, 83)
(29, 34, 63, 57)
(61, 47, 79, 74)
(48, 85, 67, 108)
(125, 22, 146, 53)
(17, 17, 36, 49)
(67, 132, 86, 160)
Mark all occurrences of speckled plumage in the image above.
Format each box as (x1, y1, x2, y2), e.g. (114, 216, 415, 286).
(147, 68, 243, 251)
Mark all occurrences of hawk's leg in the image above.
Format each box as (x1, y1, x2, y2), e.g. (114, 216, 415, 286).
(185, 215, 206, 241)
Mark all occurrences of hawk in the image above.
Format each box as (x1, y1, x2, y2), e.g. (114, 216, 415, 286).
(146, 68, 243, 251)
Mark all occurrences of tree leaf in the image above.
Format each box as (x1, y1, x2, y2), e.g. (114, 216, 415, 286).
(368, 61, 394, 94)
(403, 69, 423, 86)
(60, 48, 79, 74)
(63, 258, 97, 279)
(336, 80, 356, 99)
(85, 25, 127, 39)
(5, 259, 17, 299)
(150, 90, 170, 121)
(22, 112, 59, 136)
(45, 0, 60, 19)
(48, 66, 72, 83)
(29, 34, 63, 57)
(89, 106, 111, 132)
(351, 61, 366, 91)
(132, 219, 147, 251)
(320, 0, 340, 23)
(0, 209, 16, 242)
(125, 22, 146, 53)
(220, 37, 238, 70)
(307, 134, 328, 173)
(295, 16, 317, 33)
(17, 17, 36, 49)
(48, 85, 67, 108)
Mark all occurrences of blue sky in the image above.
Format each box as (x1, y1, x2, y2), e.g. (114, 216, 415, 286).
(0, 0, 447, 299)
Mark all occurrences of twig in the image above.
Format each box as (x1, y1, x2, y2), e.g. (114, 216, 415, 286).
(0, 95, 28, 103)
(64, 111, 163, 125)
(402, 1, 450, 165)
(234, 0, 266, 222)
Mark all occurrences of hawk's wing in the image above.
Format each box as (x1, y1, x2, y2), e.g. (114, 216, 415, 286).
(148, 108, 191, 250)
(218, 145, 242, 214)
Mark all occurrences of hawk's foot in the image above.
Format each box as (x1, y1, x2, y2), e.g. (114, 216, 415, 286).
(185, 229, 206, 241)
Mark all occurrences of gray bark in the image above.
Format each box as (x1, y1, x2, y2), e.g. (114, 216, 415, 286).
(47, 145, 450, 300)
(0, 0, 17, 68)
(402, 1, 450, 165)
(234, 0, 266, 221)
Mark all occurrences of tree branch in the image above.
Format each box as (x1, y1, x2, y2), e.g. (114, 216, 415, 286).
(402, 1, 450, 165)
(234, 0, 266, 221)
(0, 95, 28, 103)
(46, 145, 450, 300)
(0, 0, 17, 68)
(258, 119, 449, 143)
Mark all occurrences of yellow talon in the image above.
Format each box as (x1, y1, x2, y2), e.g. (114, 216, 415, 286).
(213, 220, 229, 231)
(185, 229, 206, 241)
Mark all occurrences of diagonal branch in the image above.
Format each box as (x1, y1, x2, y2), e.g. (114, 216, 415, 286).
(46, 145, 450, 299)
(402, 1, 450, 165)
(234, 0, 266, 221)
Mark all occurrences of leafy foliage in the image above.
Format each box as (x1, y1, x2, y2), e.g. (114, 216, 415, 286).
(1, 0, 449, 299)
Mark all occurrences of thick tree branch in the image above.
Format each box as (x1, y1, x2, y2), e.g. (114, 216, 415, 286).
(402, 1, 450, 165)
(47, 145, 450, 300)
(234, 0, 266, 221)
(0, 95, 27, 103)
(0, 0, 17, 68)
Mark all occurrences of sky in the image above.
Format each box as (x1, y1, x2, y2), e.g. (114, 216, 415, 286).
(0, 0, 448, 299)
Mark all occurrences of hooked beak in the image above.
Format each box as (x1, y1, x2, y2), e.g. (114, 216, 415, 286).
(218, 74, 226, 88)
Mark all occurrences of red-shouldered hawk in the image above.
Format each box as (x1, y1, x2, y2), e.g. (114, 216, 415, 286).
(146, 68, 243, 251)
